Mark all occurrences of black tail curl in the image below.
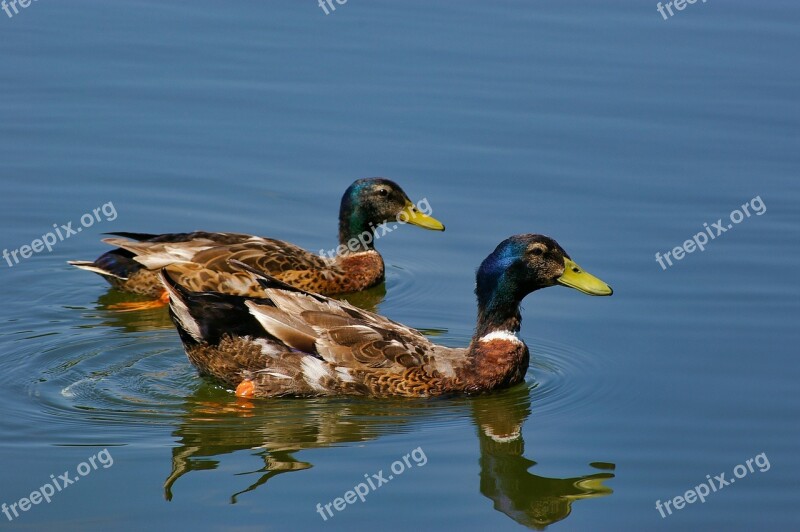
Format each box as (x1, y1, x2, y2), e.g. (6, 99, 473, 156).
(159, 269, 270, 347)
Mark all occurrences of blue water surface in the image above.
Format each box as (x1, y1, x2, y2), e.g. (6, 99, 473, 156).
(0, 1, 798, 530)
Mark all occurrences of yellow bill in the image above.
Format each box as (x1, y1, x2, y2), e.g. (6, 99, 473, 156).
(557, 258, 613, 296)
(399, 201, 445, 231)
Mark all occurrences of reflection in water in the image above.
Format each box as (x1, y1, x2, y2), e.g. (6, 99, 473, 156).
(472, 388, 614, 529)
(88, 291, 175, 331)
(165, 385, 613, 528)
(164, 384, 454, 502)
(332, 282, 387, 313)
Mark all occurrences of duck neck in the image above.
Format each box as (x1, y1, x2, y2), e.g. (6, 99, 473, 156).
(473, 280, 525, 339)
(338, 205, 376, 254)
(466, 302, 529, 392)
(474, 304, 523, 340)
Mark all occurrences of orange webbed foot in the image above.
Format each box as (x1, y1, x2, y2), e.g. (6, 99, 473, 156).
(235, 379, 255, 398)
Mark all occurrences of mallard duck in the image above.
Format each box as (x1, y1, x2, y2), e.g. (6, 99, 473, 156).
(159, 234, 612, 398)
(68, 178, 444, 309)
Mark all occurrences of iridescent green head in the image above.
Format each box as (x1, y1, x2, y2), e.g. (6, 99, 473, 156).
(338, 178, 445, 252)
(475, 234, 612, 336)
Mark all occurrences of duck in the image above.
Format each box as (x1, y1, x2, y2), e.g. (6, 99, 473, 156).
(159, 234, 613, 398)
(68, 178, 444, 310)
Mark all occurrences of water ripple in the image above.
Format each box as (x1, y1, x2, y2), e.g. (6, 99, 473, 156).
(526, 338, 614, 421)
(1, 256, 611, 447)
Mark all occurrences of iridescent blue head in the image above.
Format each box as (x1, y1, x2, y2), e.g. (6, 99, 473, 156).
(474, 234, 612, 337)
(337, 178, 444, 252)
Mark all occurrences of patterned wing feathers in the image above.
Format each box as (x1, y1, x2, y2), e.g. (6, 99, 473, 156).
(244, 301, 317, 353)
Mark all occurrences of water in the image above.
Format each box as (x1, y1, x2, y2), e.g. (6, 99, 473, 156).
(1, 1, 798, 530)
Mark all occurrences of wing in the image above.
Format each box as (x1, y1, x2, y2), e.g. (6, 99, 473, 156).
(161, 262, 267, 297)
(189, 239, 331, 274)
(245, 285, 442, 373)
(104, 234, 331, 274)
(102, 236, 224, 269)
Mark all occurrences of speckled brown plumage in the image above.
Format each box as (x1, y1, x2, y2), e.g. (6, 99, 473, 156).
(160, 234, 613, 398)
(143, 244, 385, 298)
(183, 335, 511, 398)
(68, 178, 443, 299)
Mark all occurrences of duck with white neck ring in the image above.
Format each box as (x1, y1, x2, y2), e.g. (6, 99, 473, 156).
(160, 234, 613, 398)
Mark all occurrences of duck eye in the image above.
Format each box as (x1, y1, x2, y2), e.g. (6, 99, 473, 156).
(530, 247, 543, 256)
(377, 188, 389, 197)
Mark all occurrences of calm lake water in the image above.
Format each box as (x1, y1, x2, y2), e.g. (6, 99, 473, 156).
(1, 1, 798, 530)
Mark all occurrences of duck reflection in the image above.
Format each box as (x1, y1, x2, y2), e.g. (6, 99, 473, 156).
(163, 384, 436, 503)
(165, 384, 613, 528)
(86, 291, 175, 331)
(471, 389, 614, 529)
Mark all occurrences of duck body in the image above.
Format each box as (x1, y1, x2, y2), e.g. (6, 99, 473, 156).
(69, 178, 444, 299)
(161, 234, 612, 398)
(74, 232, 386, 298)
(162, 269, 529, 398)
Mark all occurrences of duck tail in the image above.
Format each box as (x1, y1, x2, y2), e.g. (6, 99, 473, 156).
(67, 260, 126, 280)
(158, 269, 267, 348)
(69, 233, 164, 280)
(67, 247, 144, 281)
(158, 269, 306, 390)
(104, 231, 161, 241)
